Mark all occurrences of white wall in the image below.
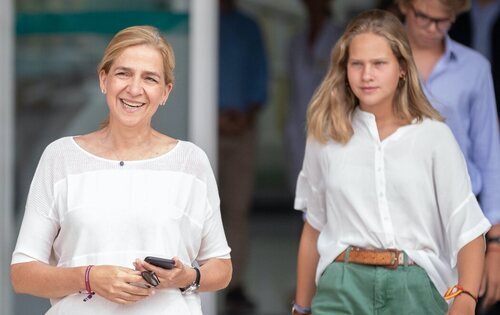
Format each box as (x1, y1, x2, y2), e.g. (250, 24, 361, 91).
(0, 0, 14, 313)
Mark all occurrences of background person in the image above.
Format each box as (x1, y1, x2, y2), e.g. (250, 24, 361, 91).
(448, 0, 500, 118)
(292, 9, 490, 315)
(11, 25, 232, 315)
(285, 0, 343, 192)
(218, 0, 268, 312)
(396, 0, 500, 312)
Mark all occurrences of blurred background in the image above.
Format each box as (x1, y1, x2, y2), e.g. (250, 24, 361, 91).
(0, 0, 385, 314)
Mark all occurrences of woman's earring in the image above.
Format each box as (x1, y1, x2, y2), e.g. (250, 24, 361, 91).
(101, 89, 106, 94)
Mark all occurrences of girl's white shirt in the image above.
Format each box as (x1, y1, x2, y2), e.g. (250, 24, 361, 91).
(12, 137, 230, 314)
(295, 107, 491, 295)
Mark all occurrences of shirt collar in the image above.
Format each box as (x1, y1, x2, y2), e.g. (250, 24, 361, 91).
(353, 107, 419, 143)
(443, 35, 458, 62)
(353, 107, 379, 142)
(353, 106, 376, 123)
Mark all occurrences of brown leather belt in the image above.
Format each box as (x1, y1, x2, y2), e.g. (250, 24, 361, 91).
(335, 247, 415, 269)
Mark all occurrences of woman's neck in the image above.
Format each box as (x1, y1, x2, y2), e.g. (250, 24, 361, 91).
(101, 124, 156, 153)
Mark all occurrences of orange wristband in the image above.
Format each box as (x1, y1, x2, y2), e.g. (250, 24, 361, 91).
(444, 285, 477, 303)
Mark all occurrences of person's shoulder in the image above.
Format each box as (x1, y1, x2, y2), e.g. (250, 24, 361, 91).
(35, 136, 77, 168)
(449, 38, 491, 69)
(306, 136, 333, 152)
(177, 140, 211, 164)
(43, 136, 76, 156)
(418, 118, 456, 144)
(175, 141, 216, 181)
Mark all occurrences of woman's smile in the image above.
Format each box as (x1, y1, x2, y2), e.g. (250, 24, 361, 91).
(121, 98, 146, 108)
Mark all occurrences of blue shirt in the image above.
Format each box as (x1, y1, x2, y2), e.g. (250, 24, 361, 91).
(218, 11, 268, 112)
(422, 36, 500, 224)
(470, 0, 500, 61)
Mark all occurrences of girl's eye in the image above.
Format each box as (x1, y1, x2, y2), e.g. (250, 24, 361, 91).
(375, 61, 386, 66)
(116, 72, 129, 77)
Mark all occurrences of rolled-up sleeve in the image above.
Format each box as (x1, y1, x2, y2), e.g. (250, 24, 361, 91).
(12, 146, 60, 265)
(432, 126, 491, 267)
(294, 138, 327, 231)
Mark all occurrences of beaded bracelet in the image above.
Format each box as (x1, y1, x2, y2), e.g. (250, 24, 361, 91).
(83, 265, 95, 302)
(444, 284, 477, 303)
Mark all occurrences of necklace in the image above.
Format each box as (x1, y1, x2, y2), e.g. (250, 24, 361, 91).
(110, 149, 126, 167)
(113, 152, 125, 167)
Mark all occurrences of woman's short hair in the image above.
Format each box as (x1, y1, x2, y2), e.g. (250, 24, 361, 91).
(307, 9, 442, 143)
(97, 25, 175, 85)
(396, 0, 470, 15)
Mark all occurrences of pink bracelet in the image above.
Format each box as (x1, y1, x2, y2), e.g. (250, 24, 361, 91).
(83, 265, 95, 302)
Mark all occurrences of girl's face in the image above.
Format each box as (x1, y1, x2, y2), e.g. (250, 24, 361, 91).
(347, 32, 402, 114)
(99, 44, 173, 128)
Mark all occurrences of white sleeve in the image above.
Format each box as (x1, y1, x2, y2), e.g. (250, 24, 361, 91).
(12, 145, 60, 265)
(432, 125, 491, 267)
(195, 151, 231, 263)
(294, 137, 327, 231)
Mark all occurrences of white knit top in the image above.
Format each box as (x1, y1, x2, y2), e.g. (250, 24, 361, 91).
(12, 137, 231, 314)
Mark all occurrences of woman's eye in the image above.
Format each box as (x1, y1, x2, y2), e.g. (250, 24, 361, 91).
(146, 77, 159, 83)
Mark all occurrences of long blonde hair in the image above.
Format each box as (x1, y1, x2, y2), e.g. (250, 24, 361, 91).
(307, 9, 442, 144)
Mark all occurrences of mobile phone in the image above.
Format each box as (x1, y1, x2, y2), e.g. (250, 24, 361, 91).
(144, 256, 175, 269)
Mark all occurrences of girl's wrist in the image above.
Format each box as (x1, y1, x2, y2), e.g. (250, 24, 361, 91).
(291, 302, 312, 315)
(444, 284, 478, 304)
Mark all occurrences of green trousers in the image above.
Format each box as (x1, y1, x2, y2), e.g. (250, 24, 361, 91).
(312, 256, 448, 314)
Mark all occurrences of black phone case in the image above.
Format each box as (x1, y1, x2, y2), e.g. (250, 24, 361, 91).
(144, 256, 175, 269)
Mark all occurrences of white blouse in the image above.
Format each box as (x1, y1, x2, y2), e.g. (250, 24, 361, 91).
(12, 137, 231, 315)
(295, 108, 491, 295)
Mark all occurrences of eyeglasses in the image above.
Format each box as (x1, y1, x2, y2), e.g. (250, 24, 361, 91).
(408, 3, 454, 33)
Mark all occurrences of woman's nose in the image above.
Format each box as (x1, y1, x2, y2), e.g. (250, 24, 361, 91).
(127, 77, 143, 95)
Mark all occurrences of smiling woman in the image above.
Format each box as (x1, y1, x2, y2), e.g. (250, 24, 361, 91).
(10, 26, 232, 315)
(99, 44, 172, 128)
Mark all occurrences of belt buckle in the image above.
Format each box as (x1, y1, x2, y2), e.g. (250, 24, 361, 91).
(385, 249, 399, 270)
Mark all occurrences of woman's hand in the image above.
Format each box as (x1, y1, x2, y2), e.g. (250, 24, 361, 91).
(90, 265, 155, 304)
(480, 249, 500, 309)
(134, 257, 195, 290)
(447, 294, 477, 315)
